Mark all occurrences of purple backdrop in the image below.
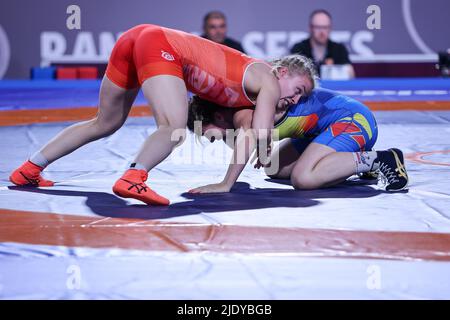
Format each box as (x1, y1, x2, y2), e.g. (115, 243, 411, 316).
(0, 0, 449, 78)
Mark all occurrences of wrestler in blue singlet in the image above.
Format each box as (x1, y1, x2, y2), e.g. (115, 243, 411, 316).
(275, 88, 378, 153)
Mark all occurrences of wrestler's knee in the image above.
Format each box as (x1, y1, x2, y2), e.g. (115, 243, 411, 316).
(92, 115, 124, 138)
(290, 167, 320, 190)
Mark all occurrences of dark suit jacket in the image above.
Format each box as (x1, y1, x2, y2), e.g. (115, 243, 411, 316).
(290, 38, 351, 74)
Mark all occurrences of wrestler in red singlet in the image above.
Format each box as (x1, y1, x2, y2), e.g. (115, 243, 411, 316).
(10, 24, 293, 206)
(106, 24, 262, 107)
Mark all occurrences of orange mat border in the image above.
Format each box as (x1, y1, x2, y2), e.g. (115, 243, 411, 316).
(405, 150, 450, 167)
(0, 106, 152, 126)
(1, 101, 450, 126)
(1, 208, 450, 261)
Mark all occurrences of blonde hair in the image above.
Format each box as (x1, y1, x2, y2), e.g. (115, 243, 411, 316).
(270, 54, 319, 88)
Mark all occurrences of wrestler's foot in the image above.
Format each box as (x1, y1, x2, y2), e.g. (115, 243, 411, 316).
(377, 148, 409, 192)
(359, 170, 379, 180)
(112, 169, 170, 206)
(9, 160, 54, 187)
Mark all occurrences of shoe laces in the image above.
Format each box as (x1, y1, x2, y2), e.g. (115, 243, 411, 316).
(378, 163, 399, 185)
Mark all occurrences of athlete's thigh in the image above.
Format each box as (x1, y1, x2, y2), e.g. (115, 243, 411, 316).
(292, 141, 336, 175)
(141, 75, 189, 128)
(97, 76, 139, 125)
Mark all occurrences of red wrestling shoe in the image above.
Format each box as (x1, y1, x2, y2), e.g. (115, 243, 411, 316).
(112, 169, 170, 206)
(9, 160, 54, 187)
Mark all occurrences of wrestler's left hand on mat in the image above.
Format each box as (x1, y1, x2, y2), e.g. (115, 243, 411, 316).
(188, 182, 232, 194)
(251, 145, 272, 169)
(253, 158, 272, 169)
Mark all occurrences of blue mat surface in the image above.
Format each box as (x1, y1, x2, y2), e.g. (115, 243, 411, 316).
(0, 79, 449, 111)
